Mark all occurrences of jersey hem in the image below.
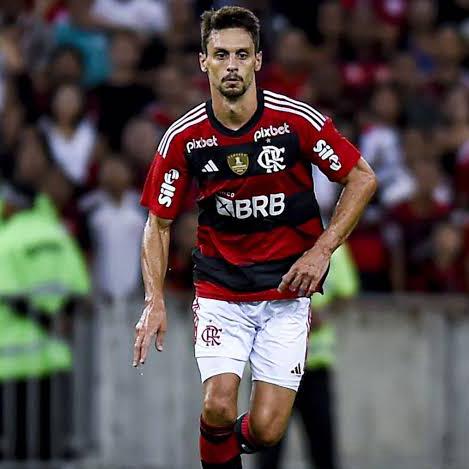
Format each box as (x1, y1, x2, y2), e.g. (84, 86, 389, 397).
(195, 281, 320, 302)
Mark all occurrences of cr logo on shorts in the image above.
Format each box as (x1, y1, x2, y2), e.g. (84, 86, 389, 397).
(201, 325, 222, 346)
(257, 145, 286, 173)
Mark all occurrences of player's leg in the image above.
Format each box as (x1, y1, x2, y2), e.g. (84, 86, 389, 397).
(235, 381, 295, 453)
(199, 371, 243, 468)
(236, 297, 310, 453)
(194, 297, 256, 468)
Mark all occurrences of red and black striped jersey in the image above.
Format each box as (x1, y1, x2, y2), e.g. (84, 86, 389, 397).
(141, 89, 360, 301)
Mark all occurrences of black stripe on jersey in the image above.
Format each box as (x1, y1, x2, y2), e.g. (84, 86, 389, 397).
(185, 133, 300, 181)
(198, 191, 321, 234)
(192, 248, 302, 292)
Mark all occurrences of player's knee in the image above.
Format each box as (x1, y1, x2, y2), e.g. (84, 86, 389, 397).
(249, 417, 285, 447)
(202, 395, 237, 426)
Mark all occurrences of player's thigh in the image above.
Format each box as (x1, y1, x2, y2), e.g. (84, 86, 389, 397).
(250, 297, 310, 391)
(249, 380, 296, 446)
(202, 371, 241, 425)
(193, 297, 255, 382)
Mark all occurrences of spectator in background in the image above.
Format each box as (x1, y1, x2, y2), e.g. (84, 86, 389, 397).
(390, 53, 439, 130)
(40, 83, 98, 187)
(80, 158, 146, 301)
(348, 85, 414, 291)
(91, 28, 153, 151)
(430, 26, 466, 96)
(147, 64, 193, 129)
(90, 0, 169, 35)
(359, 85, 414, 207)
(49, 45, 84, 87)
(434, 86, 469, 178)
(54, 0, 110, 86)
(386, 160, 452, 291)
(121, 116, 163, 189)
(419, 222, 467, 292)
(405, 0, 438, 77)
(259, 28, 313, 99)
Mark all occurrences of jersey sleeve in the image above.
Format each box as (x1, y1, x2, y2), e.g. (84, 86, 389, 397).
(140, 135, 191, 220)
(299, 116, 361, 183)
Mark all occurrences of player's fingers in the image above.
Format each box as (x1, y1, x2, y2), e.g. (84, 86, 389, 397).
(306, 277, 319, 297)
(297, 276, 311, 297)
(277, 269, 295, 292)
(155, 327, 166, 352)
(289, 272, 304, 291)
(132, 333, 143, 367)
(139, 334, 152, 365)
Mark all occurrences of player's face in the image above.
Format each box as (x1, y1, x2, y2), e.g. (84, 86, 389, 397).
(200, 28, 262, 99)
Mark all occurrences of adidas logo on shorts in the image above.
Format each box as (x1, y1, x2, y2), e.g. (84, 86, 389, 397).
(290, 363, 302, 375)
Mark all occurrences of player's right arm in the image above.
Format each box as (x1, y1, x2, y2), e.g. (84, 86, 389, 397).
(133, 213, 172, 367)
(133, 133, 191, 367)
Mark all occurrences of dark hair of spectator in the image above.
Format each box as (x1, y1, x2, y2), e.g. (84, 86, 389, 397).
(49, 83, 86, 130)
(50, 45, 84, 68)
(200, 6, 260, 54)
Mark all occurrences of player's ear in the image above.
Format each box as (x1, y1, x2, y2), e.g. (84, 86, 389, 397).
(255, 51, 262, 72)
(199, 52, 208, 73)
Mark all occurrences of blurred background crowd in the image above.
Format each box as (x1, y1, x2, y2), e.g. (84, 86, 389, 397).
(0, 0, 468, 467)
(1, 0, 469, 299)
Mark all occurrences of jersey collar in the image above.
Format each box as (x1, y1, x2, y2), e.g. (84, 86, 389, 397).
(206, 88, 264, 137)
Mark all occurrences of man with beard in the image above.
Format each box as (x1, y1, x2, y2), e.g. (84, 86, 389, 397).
(134, 6, 377, 469)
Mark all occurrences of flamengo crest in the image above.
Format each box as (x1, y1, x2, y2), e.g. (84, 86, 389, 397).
(257, 145, 286, 173)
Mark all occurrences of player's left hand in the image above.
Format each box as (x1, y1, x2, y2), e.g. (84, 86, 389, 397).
(277, 245, 331, 297)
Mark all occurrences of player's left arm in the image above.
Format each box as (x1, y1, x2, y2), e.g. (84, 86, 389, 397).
(278, 117, 377, 296)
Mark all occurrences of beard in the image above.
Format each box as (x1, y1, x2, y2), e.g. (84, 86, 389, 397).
(218, 76, 249, 100)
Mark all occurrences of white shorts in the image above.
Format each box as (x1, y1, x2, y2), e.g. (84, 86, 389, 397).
(192, 296, 311, 391)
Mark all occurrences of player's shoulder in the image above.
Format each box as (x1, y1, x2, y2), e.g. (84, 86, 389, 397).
(262, 89, 329, 132)
(156, 101, 209, 158)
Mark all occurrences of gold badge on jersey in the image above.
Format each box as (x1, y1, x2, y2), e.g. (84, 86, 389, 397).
(227, 153, 249, 175)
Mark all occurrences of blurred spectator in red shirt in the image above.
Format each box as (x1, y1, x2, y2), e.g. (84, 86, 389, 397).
(386, 160, 452, 291)
(259, 28, 313, 99)
(419, 222, 467, 293)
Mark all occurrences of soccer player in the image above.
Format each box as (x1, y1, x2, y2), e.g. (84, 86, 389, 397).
(133, 6, 377, 469)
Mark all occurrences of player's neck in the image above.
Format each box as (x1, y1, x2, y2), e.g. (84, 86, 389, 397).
(210, 84, 258, 131)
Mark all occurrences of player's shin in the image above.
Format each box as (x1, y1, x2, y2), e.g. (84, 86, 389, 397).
(200, 417, 242, 468)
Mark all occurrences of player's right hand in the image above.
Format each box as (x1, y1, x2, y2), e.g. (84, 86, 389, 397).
(133, 300, 167, 367)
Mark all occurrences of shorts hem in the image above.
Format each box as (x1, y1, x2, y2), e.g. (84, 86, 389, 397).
(252, 376, 301, 392)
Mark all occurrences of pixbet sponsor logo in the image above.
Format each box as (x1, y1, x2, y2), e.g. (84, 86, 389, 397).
(312, 139, 342, 171)
(186, 136, 218, 153)
(254, 123, 290, 142)
(158, 169, 179, 207)
(216, 193, 285, 220)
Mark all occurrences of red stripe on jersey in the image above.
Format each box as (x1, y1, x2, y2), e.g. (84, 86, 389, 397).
(197, 218, 323, 265)
(195, 280, 300, 301)
(195, 278, 325, 301)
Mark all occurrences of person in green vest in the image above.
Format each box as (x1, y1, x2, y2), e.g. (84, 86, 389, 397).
(0, 174, 90, 459)
(258, 243, 359, 469)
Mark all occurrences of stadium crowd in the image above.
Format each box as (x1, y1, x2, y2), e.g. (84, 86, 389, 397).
(0, 0, 468, 297)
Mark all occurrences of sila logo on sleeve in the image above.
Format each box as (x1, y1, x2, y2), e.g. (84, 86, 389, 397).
(158, 169, 180, 207)
(313, 139, 342, 171)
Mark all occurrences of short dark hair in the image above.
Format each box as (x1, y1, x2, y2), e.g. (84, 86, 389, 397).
(200, 6, 260, 54)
